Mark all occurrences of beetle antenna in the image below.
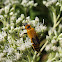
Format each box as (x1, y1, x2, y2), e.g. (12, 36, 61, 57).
(23, 23, 28, 26)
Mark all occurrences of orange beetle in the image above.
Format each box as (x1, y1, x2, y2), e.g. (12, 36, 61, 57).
(24, 23, 40, 52)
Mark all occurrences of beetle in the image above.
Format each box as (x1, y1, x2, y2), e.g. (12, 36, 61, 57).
(24, 23, 40, 52)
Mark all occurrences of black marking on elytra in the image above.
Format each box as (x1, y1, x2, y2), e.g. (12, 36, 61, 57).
(32, 38, 38, 45)
(35, 48, 40, 52)
(36, 36, 40, 44)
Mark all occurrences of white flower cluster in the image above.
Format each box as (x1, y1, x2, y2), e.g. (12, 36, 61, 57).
(0, 8, 5, 14)
(22, 16, 39, 26)
(46, 28, 58, 51)
(0, 53, 6, 61)
(35, 23, 47, 33)
(5, 4, 11, 14)
(0, 15, 4, 21)
(17, 37, 32, 51)
(4, 0, 19, 5)
(43, 0, 57, 7)
(0, 0, 47, 62)
(6, 59, 12, 62)
(45, 25, 62, 61)
(22, 16, 47, 33)
(0, 15, 47, 62)
(0, 31, 7, 42)
(21, 0, 38, 7)
(16, 14, 24, 24)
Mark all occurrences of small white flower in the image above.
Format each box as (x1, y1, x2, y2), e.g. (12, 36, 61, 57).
(6, 59, 12, 62)
(20, 30, 27, 37)
(0, 15, 4, 20)
(51, 46, 57, 51)
(7, 47, 14, 55)
(2, 31, 7, 37)
(5, 4, 11, 14)
(16, 38, 23, 46)
(15, 53, 21, 60)
(10, 7, 14, 11)
(59, 24, 62, 28)
(56, 2, 60, 6)
(21, 0, 28, 7)
(27, 1, 34, 7)
(0, 53, 5, 58)
(10, 16, 16, 21)
(34, 3, 38, 7)
(0, 31, 7, 42)
(44, 1, 52, 7)
(48, 28, 53, 35)
(35, 23, 47, 32)
(9, 30, 13, 33)
(46, 35, 50, 40)
(21, 0, 37, 7)
(20, 38, 23, 43)
(29, 20, 35, 26)
(10, 12, 13, 15)
(51, 39, 57, 44)
(15, 13, 18, 16)
(11, 0, 19, 4)
(7, 34, 11, 40)
(35, 17, 39, 22)
(0, 35, 4, 41)
(17, 43, 26, 51)
(4, 15, 7, 17)
(11, 26, 14, 30)
(25, 38, 32, 48)
(51, 0, 57, 3)
(43, 0, 57, 7)
(20, 26, 25, 29)
(45, 44, 52, 51)
(59, 39, 62, 46)
(11, 23, 14, 26)
(26, 16, 30, 21)
(18, 38, 23, 43)
(16, 17, 22, 24)
(0, 8, 5, 14)
(45, 45, 50, 51)
(47, 60, 51, 62)
(58, 47, 62, 52)
(4, 0, 10, 5)
(7, 35, 12, 44)
(17, 38, 32, 51)
(42, 19, 45, 24)
(58, 38, 62, 40)
(22, 20, 26, 24)
(22, 16, 31, 24)
(58, 47, 62, 56)
(55, 52, 59, 57)
(43, 1, 47, 5)
(21, 14, 24, 19)
(14, 27, 20, 31)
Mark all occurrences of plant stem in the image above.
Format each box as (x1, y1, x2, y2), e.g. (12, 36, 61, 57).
(25, 7, 27, 19)
(31, 51, 37, 62)
(37, 40, 48, 57)
(27, 55, 31, 62)
(52, 17, 62, 31)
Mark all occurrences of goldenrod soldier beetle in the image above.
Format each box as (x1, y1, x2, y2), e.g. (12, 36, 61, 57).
(24, 23, 40, 52)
